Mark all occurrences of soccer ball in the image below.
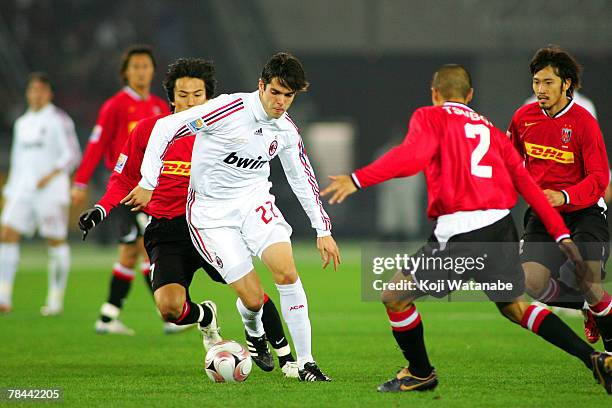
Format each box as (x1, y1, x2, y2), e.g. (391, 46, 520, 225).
(204, 340, 252, 383)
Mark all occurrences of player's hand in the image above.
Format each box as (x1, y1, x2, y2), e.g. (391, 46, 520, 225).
(543, 189, 565, 207)
(320, 175, 357, 204)
(78, 207, 104, 240)
(558, 238, 587, 280)
(71, 186, 88, 207)
(121, 185, 153, 212)
(317, 235, 341, 271)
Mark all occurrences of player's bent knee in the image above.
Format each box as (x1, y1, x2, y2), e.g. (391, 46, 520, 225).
(382, 294, 413, 313)
(497, 301, 526, 324)
(241, 294, 264, 311)
(154, 285, 186, 322)
(156, 298, 184, 322)
(274, 270, 298, 285)
(522, 262, 550, 299)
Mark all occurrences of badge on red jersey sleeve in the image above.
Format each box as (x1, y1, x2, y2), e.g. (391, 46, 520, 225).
(114, 153, 128, 174)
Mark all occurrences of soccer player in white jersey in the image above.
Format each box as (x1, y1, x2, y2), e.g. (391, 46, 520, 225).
(124, 52, 340, 381)
(0, 73, 81, 315)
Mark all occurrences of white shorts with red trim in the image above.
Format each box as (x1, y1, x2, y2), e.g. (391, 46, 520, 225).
(186, 188, 292, 284)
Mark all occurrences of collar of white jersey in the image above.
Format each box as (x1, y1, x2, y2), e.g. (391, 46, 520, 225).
(442, 101, 474, 112)
(123, 86, 149, 101)
(27, 103, 54, 116)
(540, 98, 574, 119)
(249, 90, 286, 124)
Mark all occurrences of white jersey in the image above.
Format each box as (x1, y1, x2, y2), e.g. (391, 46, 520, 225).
(140, 90, 331, 236)
(3, 103, 81, 203)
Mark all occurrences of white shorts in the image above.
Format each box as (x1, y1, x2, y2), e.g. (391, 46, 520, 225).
(186, 190, 292, 284)
(1, 195, 69, 239)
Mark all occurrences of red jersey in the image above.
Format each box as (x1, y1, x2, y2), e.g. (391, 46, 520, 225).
(73, 87, 169, 187)
(352, 102, 569, 241)
(97, 114, 195, 219)
(507, 100, 609, 212)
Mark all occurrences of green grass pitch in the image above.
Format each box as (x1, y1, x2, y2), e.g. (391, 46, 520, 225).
(0, 241, 610, 407)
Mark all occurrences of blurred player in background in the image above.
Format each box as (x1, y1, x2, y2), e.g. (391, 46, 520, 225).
(0, 72, 81, 315)
(78, 57, 298, 376)
(322, 64, 612, 393)
(70, 45, 171, 334)
(508, 46, 612, 351)
(124, 52, 340, 381)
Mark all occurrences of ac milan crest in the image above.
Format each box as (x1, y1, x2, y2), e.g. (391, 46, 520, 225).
(268, 140, 278, 156)
(561, 127, 572, 144)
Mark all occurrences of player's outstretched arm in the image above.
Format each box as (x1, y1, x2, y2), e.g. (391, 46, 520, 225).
(317, 235, 341, 271)
(320, 175, 357, 204)
(121, 185, 153, 212)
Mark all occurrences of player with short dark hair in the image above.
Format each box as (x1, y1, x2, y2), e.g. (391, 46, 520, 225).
(507, 46, 612, 351)
(260, 52, 310, 93)
(71, 45, 171, 335)
(120, 45, 157, 83)
(79, 57, 298, 377)
(123, 52, 340, 381)
(322, 64, 612, 394)
(0, 73, 81, 315)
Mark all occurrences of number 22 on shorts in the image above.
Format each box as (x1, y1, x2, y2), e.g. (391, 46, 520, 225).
(255, 201, 278, 224)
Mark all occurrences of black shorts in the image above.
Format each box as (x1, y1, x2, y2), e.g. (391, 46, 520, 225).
(404, 214, 525, 302)
(521, 204, 609, 274)
(107, 204, 148, 244)
(143, 215, 224, 292)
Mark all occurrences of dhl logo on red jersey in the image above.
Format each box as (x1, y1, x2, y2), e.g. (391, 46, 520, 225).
(162, 161, 191, 176)
(524, 142, 574, 164)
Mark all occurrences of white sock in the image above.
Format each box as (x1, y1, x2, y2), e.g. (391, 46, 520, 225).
(47, 244, 70, 309)
(0, 243, 20, 306)
(276, 278, 313, 369)
(236, 297, 265, 337)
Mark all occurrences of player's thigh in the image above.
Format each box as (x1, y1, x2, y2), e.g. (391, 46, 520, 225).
(261, 242, 298, 285)
(1, 197, 35, 238)
(454, 215, 526, 302)
(569, 206, 609, 263)
(521, 212, 563, 280)
(188, 225, 254, 285)
(229, 269, 265, 311)
(109, 205, 148, 244)
(34, 200, 68, 240)
(242, 194, 293, 259)
(144, 217, 211, 291)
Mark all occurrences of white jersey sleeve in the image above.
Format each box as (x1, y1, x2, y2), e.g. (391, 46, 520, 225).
(278, 131, 332, 237)
(139, 94, 242, 190)
(4, 120, 22, 194)
(139, 118, 172, 190)
(51, 108, 81, 173)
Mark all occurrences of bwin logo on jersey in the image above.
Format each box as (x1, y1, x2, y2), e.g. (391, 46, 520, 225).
(223, 152, 268, 169)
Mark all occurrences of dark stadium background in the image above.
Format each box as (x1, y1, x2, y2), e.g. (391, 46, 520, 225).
(1, 0, 611, 240)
